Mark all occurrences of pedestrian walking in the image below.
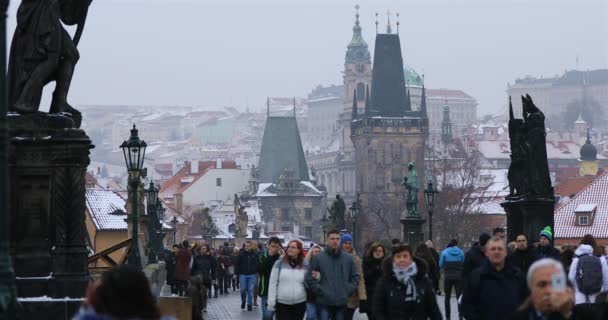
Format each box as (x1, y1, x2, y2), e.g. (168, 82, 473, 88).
(165, 244, 178, 295)
(415, 243, 440, 296)
(510, 258, 595, 320)
(235, 240, 260, 311)
(306, 229, 359, 320)
(510, 234, 535, 275)
(253, 242, 261, 307)
(268, 240, 308, 320)
(259, 236, 283, 320)
(532, 226, 561, 261)
(209, 246, 220, 298)
(340, 233, 367, 319)
(462, 232, 490, 280)
(192, 244, 216, 313)
(187, 276, 204, 320)
(371, 244, 442, 320)
(568, 234, 608, 306)
(73, 265, 173, 320)
(426, 240, 441, 295)
(461, 237, 528, 320)
(305, 245, 323, 320)
(439, 239, 464, 320)
(361, 242, 386, 320)
(175, 241, 193, 296)
(217, 246, 229, 295)
(231, 247, 240, 291)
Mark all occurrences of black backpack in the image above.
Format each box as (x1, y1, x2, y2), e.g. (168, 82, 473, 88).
(575, 254, 603, 297)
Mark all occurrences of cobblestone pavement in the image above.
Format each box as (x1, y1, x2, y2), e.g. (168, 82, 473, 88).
(205, 288, 460, 320)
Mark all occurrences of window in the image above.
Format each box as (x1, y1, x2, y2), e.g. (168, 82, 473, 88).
(281, 209, 289, 220)
(305, 208, 312, 220)
(281, 225, 291, 232)
(578, 215, 589, 226)
(356, 82, 365, 100)
(216, 178, 222, 186)
(305, 226, 313, 238)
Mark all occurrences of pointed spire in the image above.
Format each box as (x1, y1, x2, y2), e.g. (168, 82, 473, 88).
(352, 89, 358, 120)
(386, 10, 392, 34)
(266, 97, 270, 117)
(364, 85, 370, 117)
(396, 13, 400, 34)
(354, 4, 360, 26)
(586, 127, 591, 144)
(420, 76, 427, 118)
(375, 12, 379, 34)
(509, 96, 514, 121)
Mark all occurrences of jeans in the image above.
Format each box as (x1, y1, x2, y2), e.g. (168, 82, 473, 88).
(218, 274, 227, 294)
(444, 278, 463, 320)
(318, 304, 346, 320)
(240, 274, 256, 305)
(306, 302, 320, 320)
(261, 296, 275, 320)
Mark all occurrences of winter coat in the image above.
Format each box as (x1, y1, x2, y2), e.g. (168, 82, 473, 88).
(439, 246, 464, 281)
(567, 244, 608, 305)
(416, 254, 439, 292)
(305, 248, 359, 307)
(509, 247, 535, 274)
(346, 252, 367, 309)
(267, 259, 308, 311)
(462, 243, 487, 280)
(362, 256, 384, 315)
(304, 259, 317, 303)
(258, 250, 281, 297)
(235, 250, 259, 276)
(532, 244, 562, 262)
(217, 254, 231, 276)
(175, 248, 192, 281)
(164, 251, 177, 284)
(371, 257, 442, 320)
(192, 253, 217, 285)
(461, 261, 528, 320)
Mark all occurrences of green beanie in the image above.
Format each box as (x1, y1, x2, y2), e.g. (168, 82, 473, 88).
(539, 226, 553, 241)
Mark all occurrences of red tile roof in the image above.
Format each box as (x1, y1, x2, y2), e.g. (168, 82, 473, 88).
(555, 171, 608, 239)
(555, 175, 598, 198)
(160, 160, 237, 198)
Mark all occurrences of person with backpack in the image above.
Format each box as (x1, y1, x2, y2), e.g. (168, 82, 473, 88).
(568, 235, 608, 305)
(439, 239, 464, 320)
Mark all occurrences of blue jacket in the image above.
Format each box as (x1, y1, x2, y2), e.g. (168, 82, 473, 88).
(439, 246, 464, 281)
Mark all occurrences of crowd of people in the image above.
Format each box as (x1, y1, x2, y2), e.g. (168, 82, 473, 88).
(75, 226, 608, 320)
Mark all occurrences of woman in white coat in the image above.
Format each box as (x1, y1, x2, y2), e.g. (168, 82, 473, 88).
(568, 234, 608, 305)
(268, 240, 308, 320)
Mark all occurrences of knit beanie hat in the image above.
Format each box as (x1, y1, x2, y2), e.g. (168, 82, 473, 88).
(479, 232, 491, 246)
(447, 239, 458, 248)
(539, 226, 553, 241)
(340, 233, 353, 245)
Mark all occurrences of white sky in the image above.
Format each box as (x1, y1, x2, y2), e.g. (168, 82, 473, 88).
(7, 0, 608, 115)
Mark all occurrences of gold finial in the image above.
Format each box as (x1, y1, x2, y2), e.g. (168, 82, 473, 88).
(386, 10, 392, 34)
(375, 12, 379, 34)
(396, 12, 400, 34)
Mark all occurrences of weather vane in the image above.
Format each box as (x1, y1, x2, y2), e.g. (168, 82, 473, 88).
(396, 12, 400, 34)
(386, 10, 392, 34)
(375, 12, 379, 34)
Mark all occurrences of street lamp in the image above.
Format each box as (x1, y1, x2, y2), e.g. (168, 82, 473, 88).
(120, 124, 147, 269)
(424, 181, 438, 241)
(171, 216, 179, 245)
(349, 193, 360, 245)
(321, 214, 328, 244)
(145, 180, 159, 263)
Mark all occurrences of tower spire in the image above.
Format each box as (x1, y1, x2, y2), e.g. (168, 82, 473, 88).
(352, 89, 358, 120)
(386, 10, 392, 34)
(375, 12, 379, 34)
(420, 75, 427, 118)
(509, 96, 514, 121)
(266, 97, 270, 117)
(396, 13, 400, 34)
(364, 85, 370, 117)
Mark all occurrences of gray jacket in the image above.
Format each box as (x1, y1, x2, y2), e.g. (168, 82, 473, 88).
(305, 248, 359, 307)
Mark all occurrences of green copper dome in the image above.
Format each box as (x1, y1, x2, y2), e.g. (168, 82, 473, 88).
(345, 10, 370, 63)
(580, 133, 597, 161)
(404, 65, 423, 87)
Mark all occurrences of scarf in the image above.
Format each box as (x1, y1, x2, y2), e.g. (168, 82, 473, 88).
(393, 262, 418, 302)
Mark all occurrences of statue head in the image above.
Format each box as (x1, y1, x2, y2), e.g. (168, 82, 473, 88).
(522, 94, 539, 115)
(336, 194, 341, 200)
(408, 162, 415, 170)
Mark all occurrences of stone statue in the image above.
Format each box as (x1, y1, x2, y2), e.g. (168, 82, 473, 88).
(8, 0, 93, 128)
(328, 194, 346, 230)
(402, 162, 419, 217)
(234, 194, 248, 236)
(506, 95, 553, 199)
(200, 208, 217, 240)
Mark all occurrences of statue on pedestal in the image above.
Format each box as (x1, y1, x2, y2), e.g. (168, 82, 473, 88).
(234, 194, 248, 237)
(8, 0, 93, 128)
(402, 162, 419, 217)
(328, 194, 346, 230)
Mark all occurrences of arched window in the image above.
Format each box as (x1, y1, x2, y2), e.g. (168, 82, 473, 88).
(356, 82, 365, 101)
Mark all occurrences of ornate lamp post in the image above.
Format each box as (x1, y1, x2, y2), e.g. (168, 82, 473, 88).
(348, 193, 360, 244)
(424, 181, 438, 241)
(321, 214, 328, 244)
(120, 125, 147, 269)
(145, 180, 159, 263)
(171, 216, 179, 245)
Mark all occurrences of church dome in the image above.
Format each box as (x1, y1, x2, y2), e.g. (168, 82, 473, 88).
(404, 65, 423, 87)
(580, 138, 597, 161)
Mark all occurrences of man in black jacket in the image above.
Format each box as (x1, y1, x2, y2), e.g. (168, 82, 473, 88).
(510, 234, 535, 274)
(462, 237, 528, 320)
(462, 232, 491, 280)
(234, 240, 259, 311)
(257, 237, 282, 320)
(192, 245, 217, 312)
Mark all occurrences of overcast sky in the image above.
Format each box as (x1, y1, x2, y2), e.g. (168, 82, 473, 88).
(7, 0, 607, 115)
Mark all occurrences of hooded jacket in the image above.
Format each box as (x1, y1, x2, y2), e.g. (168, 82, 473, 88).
(462, 243, 487, 280)
(305, 248, 359, 307)
(371, 257, 442, 320)
(258, 250, 281, 297)
(567, 244, 608, 305)
(439, 246, 464, 281)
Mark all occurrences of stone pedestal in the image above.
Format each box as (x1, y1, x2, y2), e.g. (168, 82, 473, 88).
(401, 216, 426, 246)
(501, 197, 555, 243)
(8, 113, 93, 304)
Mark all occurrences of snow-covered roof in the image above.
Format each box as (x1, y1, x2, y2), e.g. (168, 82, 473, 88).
(255, 181, 323, 197)
(85, 189, 127, 231)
